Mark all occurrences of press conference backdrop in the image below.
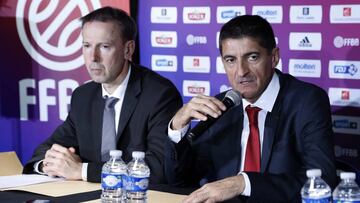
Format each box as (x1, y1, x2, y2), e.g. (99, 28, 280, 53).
(137, 1, 360, 170)
(0, 1, 359, 172)
(0, 1, 129, 163)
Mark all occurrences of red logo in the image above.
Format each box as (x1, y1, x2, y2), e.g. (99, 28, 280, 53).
(341, 90, 350, 100)
(193, 58, 200, 67)
(188, 12, 206, 20)
(343, 7, 352, 16)
(188, 86, 205, 94)
(155, 36, 173, 44)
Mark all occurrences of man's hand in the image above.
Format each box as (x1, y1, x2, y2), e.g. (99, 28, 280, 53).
(42, 144, 82, 180)
(182, 175, 245, 203)
(172, 94, 226, 130)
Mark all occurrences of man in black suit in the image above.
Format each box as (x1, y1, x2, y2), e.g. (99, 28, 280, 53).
(165, 15, 336, 202)
(23, 7, 182, 183)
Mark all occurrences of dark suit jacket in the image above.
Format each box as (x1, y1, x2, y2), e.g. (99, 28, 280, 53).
(23, 64, 182, 183)
(165, 70, 337, 202)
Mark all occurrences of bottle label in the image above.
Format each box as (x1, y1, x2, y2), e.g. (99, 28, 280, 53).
(302, 197, 332, 203)
(334, 201, 360, 203)
(123, 176, 149, 192)
(101, 173, 123, 189)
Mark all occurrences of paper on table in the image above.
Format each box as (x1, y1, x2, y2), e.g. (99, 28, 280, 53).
(5, 180, 101, 197)
(0, 174, 63, 190)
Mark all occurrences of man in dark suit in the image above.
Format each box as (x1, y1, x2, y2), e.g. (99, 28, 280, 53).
(165, 15, 336, 202)
(23, 7, 182, 183)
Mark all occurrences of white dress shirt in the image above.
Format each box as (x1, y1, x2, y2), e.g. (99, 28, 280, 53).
(168, 72, 280, 196)
(35, 66, 131, 181)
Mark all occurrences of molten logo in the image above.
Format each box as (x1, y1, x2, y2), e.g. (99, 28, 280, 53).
(16, 0, 102, 71)
(156, 36, 173, 44)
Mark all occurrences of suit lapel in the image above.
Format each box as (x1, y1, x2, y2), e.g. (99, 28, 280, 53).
(116, 65, 141, 141)
(261, 70, 286, 172)
(92, 84, 104, 162)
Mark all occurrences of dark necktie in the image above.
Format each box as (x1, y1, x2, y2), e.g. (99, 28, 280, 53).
(244, 105, 262, 172)
(101, 96, 119, 161)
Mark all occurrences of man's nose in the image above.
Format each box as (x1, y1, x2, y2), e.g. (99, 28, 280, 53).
(235, 61, 249, 77)
(90, 48, 100, 62)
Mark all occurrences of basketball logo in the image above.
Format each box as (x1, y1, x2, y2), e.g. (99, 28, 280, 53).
(16, 0, 101, 71)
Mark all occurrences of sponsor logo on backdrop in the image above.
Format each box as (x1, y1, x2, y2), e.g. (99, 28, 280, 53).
(288, 59, 321, 78)
(216, 32, 220, 48)
(16, 0, 102, 71)
(289, 32, 322, 51)
(333, 36, 359, 48)
(329, 88, 360, 107)
(183, 7, 211, 24)
(252, 6, 283, 23)
(151, 55, 177, 72)
(220, 85, 232, 93)
(332, 115, 360, 135)
(329, 60, 360, 79)
(216, 56, 226, 74)
(151, 31, 177, 48)
(183, 56, 210, 73)
(334, 145, 358, 158)
(216, 6, 246, 23)
(186, 34, 207, 45)
(289, 5, 322, 23)
(330, 5, 360, 23)
(183, 80, 210, 96)
(150, 7, 177, 23)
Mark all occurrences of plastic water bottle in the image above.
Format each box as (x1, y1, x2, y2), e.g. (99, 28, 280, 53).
(101, 150, 127, 203)
(301, 169, 332, 203)
(333, 172, 360, 203)
(124, 151, 150, 202)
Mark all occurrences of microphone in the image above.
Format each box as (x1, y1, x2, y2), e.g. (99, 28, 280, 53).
(186, 90, 242, 143)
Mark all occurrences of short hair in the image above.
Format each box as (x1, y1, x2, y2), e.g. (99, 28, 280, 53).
(80, 6, 137, 41)
(219, 15, 276, 55)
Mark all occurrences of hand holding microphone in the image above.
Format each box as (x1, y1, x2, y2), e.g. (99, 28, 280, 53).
(171, 90, 241, 142)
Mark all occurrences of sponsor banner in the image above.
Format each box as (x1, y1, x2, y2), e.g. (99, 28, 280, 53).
(183, 80, 210, 96)
(216, 56, 226, 74)
(183, 7, 211, 24)
(183, 56, 211, 73)
(334, 145, 359, 159)
(150, 7, 177, 24)
(328, 88, 360, 107)
(252, 6, 283, 23)
(333, 36, 360, 48)
(216, 6, 246, 23)
(216, 31, 220, 49)
(151, 31, 177, 48)
(329, 60, 360, 80)
(151, 55, 177, 72)
(288, 59, 321, 78)
(332, 115, 360, 135)
(289, 32, 322, 51)
(289, 5, 322, 24)
(330, 4, 360, 24)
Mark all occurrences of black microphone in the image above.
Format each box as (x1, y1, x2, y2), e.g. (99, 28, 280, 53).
(186, 90, 242, 143)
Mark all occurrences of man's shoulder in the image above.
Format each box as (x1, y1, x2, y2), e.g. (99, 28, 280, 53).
(279, 71, 327, 95)
(72, 81, 100, 97)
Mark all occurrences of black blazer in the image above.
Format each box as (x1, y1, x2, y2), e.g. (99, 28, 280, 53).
(165, 70, 337, 202)
(24, 64, 182, 183)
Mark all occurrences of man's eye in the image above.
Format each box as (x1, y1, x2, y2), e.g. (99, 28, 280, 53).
(249, 54, 259, 61)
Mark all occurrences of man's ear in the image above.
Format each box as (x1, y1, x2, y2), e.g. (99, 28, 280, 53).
(124, 40, 135, 61)
(272, 47, 280, 69)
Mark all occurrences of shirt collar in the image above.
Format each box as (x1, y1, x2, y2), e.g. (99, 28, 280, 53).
(242, 71, 280, 113)
(101, 65, 131, 100)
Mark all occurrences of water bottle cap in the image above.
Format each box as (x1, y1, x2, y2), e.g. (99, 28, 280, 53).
(306, 169, 322, 177)
(340, 172, 356, 180)
(132, 151, 145, 159)
(109, 150, 122, 157)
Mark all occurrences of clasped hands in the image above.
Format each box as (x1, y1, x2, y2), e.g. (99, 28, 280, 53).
(42, 143, 82, 180)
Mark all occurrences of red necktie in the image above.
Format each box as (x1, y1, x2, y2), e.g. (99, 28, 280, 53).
(244, 105, 261, 172)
